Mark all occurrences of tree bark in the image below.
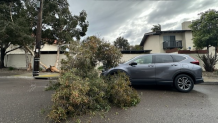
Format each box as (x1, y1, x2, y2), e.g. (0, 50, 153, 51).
(54, 45, 60, 68)
(9, 3, 14, 23)
(40, 61, 48, 69)
(24, 49, 32, 71)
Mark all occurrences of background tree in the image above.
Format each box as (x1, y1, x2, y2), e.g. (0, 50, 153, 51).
(130, 45, 143, 50)
(151, 24, 161, 32)
(0, 0, 34, 68)
(113, 37, 130, 50)
(189, 9, 218, 72)
(0, 0, 89, 70)
(41, 0, 88, 69)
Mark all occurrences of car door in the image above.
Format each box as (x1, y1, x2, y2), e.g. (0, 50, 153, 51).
(154, 55, 181, 85)
(127, 55, 156, 84)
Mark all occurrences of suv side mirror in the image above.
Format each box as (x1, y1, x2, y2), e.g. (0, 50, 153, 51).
(129, 62, 137, 66)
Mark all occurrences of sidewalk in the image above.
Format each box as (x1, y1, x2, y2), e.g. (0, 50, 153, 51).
(0, 71, 217, 84)
(0, 72, 59, 79)
(201, 76, 218, 85)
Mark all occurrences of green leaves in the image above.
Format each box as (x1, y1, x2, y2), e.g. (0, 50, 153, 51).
(189, 9, 218, 49)
(49, 69, 140, 122)
(48, 36, 140, 122)
(42, 0, 89, 43)
(151, 24, 161, 32)
(114, 36, 130, 50)
(189, 9, 218, 72)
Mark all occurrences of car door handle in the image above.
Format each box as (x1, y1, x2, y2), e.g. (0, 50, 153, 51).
(171, 64, 177, 66)
(148, 65, 154, 67)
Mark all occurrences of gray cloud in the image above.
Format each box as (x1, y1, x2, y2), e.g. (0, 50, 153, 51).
(68, 0, 218, 45)
(147, 0, 217, 24)
(69, 1, 148, 36)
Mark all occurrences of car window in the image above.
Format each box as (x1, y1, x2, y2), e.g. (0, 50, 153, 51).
(155, 55, 173, 63)
(171, 55, 186, 62)
(132, 55, 152, 64)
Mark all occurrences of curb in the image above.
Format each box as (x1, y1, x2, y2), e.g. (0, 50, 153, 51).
(200, 82, 218, 85)
(34, 77, 59, 80)
(0, 76, 34, 79)
(0, 76, 59, 80)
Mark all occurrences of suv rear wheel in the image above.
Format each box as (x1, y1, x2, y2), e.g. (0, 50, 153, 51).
(174, 74, 194, 93)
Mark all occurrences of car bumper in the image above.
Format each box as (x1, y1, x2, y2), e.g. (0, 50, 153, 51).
(195, 78, 204, 84)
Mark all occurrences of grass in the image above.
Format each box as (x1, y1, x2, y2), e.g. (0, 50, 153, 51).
(202, 70, 218, 78)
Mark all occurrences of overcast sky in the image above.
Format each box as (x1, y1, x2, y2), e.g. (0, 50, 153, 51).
(68, 0, 218, 45)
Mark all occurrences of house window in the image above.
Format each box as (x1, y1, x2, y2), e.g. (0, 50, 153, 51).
(163, 36, 176, 49)
(163, 36, 175, 42)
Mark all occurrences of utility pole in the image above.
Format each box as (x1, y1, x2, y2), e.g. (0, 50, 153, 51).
(33, 0, 43, 76)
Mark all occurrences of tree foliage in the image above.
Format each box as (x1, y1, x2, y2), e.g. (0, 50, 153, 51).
(61, 36, 122, 73)
(0, 0, 34, 68)
(42, 0, 89, 44)
(151, 24, 161, 32)
(130, 45, 143, 50)
(48, 38, 140, 122)
(189, 9, 218, 72)
(113, 37, 130, 50)
(0, 0, 89, 68)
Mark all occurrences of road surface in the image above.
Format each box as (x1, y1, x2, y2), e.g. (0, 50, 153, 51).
(0, 78, 218, 123)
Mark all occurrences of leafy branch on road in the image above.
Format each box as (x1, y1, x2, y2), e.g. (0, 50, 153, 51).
(47, 37, 140, 122)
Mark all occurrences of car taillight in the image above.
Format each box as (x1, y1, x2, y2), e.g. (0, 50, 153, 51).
(190, 56, 199, 65)
(190, 61, 199, 65)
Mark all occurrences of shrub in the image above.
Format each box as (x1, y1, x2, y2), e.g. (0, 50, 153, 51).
(8, 66, 15, 70)
(199, 54, 218, 72)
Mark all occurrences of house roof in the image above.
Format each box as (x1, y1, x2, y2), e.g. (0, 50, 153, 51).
(139, 30, 192, 46)
(121, 50, 151, 54)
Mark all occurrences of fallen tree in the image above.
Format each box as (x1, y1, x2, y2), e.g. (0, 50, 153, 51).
(47, 37, 140, 122)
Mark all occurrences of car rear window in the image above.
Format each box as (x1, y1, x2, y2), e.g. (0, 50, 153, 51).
(171, 55, 186, 62)
(155, 55, 173, 63)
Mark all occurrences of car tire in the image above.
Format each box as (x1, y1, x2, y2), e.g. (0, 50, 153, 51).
(174, 74, 194, 93)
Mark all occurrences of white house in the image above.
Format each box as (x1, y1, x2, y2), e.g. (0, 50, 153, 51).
(139, 21, 218, 69)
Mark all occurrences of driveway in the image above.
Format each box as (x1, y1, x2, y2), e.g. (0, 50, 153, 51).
(0, 78, 218, 123)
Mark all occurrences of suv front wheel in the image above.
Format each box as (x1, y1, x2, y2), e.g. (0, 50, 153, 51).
(174, 74, 194, 93)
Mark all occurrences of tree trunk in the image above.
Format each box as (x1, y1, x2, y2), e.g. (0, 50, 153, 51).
(54, 45, 60, 68)
(0, 47, 6, 68)
(9, 3, 14, 23)
(40, 62, 48, 70)
(24, 49, 32, 71)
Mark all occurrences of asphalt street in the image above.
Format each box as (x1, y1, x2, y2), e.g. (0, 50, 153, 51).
(0, 78, 53, 123)
(0, 78, 218, 123)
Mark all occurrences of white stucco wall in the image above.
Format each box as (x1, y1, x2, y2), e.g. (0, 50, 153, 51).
(184, 32, 194, 50)
(41, 44, 58, 51)
(182, 21, 192, 30)
(144, 33, 190, 53)
(5, 54, 28, 68)
(121, 54, 143, 63)
(5, 54, 66, 69)
(5, 53, 147, 69)
(6, 44, 58, 54)
(143, 35, 160, 53)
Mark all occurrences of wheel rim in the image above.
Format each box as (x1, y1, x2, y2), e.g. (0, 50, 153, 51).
(177, 77, 192, 91)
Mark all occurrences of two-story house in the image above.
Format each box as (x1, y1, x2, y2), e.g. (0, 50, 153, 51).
(140, 21, 194, 53)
